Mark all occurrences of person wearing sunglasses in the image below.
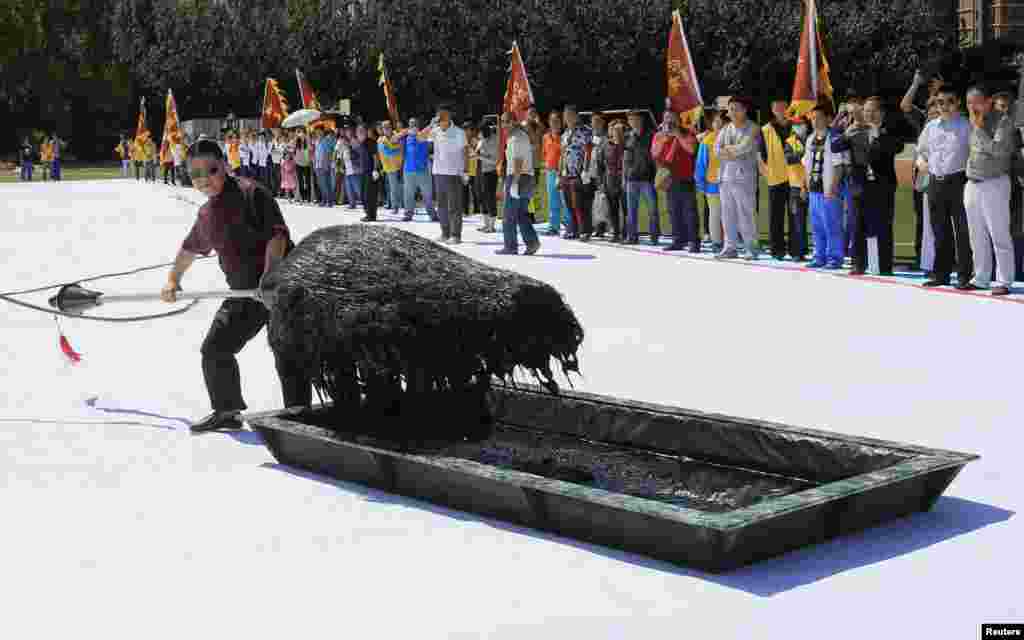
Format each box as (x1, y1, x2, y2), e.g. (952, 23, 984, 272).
(916, 86, 974, 289)
(159, 139, 310, 433)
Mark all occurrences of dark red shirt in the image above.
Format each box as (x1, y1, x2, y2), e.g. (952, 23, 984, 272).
(181, 177, 291, 289)
(651, 131, 697, 180)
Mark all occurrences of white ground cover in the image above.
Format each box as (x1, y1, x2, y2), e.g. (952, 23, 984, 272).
(0, 179, 1018, 639)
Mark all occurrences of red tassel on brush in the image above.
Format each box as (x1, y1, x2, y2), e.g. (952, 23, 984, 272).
(59, 334, 83, 364)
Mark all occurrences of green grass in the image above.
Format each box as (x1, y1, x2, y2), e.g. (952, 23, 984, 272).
(504, 177, 919, 261)
(0, 164, 124, 184)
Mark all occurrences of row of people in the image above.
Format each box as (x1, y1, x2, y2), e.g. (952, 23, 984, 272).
(140, 81, 1022, 292)
(18, 135, 66, 181)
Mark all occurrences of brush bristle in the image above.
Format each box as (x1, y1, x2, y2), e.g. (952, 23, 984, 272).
(263, 225, 584, 442)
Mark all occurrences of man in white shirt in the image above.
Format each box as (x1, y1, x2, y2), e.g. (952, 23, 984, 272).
(238, 136, 251, 179)
(256, 132, 271, 188)
(171, 139, 187, 187)
(916, 85, 973, 288)
(495, 113, 540, 256)
(418, 103, 468, 244)
(270, 132, 285, 196)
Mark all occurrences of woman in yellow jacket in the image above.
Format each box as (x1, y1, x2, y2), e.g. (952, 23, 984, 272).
(143, 137, 158, 182)
(115, 136, 130, 177)
(783, 118, 811, 261)
(39, 139, 54, 181)
(131, 138, 145, 181)
(695, 111, 726, 253)
(226, 133, 241, 175)
(159, 140, 176, 185)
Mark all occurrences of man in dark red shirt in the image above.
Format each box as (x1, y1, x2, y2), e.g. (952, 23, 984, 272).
(652, 110, 699, 251)
(161, 140, 311, 433)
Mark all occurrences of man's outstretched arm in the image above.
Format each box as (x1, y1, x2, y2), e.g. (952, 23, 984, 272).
(161, 249, 197, 302)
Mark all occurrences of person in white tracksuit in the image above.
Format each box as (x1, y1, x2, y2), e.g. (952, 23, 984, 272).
(964, 86, 1017, 296)
(714, 96, 762, 260)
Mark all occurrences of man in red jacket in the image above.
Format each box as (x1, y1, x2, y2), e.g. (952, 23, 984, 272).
(161, 139, 311, 433)
(652, 110, 699, 251)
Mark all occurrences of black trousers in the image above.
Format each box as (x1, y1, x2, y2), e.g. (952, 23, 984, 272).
(201, 299, 311, 413)
(768, 182, 791, 257)
(850, 181, 896, 273)
(787, 187, 808, 259)
(463, 180, 476, 215)
(606, 187, 625, 237)
(475, 171, 498, 217)
(560, 177, 593, 236)
(270, 163, 281, 196)
(435, 175, 464, 238)
(362, 173, 380, 220)
(913, 188, 925, 267)
(297, 166, 312, 202)
(927, 173, 973, 283)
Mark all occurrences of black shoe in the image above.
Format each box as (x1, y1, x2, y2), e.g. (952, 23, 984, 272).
(662, 244, 685, 251)
(956, 282, 982, 291)
(580, 233, 591, 242)
(494, 247, 518, 255)
(361, 216, 377, 222)
(687, 244, 702, 253)
(922, 279, 950, 288)
(649, 237, 660, 246)
(191, 411, 244, 433)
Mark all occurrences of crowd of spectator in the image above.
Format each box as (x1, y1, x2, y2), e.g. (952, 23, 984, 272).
(26, 70, 1013, 294)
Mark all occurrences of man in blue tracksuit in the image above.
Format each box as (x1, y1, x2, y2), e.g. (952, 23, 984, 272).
(398, 117, 436, 221)
(802, 103, 847, 269)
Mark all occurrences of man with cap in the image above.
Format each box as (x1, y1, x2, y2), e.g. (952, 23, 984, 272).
(160, 139, 311, 432)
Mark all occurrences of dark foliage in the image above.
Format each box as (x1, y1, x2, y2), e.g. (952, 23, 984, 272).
(4, 0, 957, 159)
(262, 225, 584, 443)
(2, 0, 134, 159)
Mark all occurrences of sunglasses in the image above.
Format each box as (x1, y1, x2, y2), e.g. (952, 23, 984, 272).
(189, 165, 221, 180)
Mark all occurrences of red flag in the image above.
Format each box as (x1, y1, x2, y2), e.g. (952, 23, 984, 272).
(499, 41, 534, 170)
(162, 89, 183, 147)
(503, 41, 533, 123)
(295, 69, 322, 111)
(666, 10, 704, 128)
(788, 0, 834, 119)
(378, 54, 400, 126)
(134, 97, 150, 146)
(261, 78, 289, 129)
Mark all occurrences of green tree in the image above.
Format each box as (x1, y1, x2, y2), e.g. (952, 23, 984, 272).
(2, 0, 134, 158)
